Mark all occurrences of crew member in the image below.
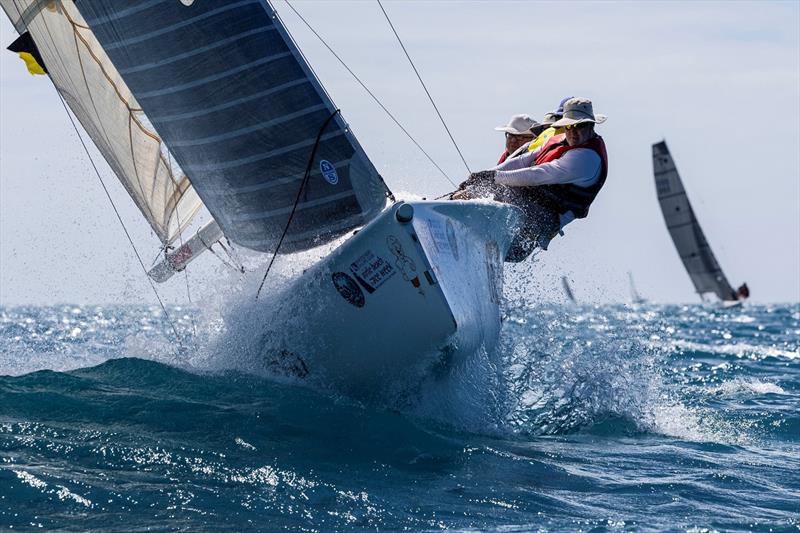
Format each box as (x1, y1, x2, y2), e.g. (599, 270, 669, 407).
(452, 97, 608, 262)
(494, 114, 541, 164)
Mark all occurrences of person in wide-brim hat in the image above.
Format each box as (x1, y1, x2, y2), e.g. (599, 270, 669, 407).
(494, 114, 541, 165)
(550, 97, 607, 128)
(453, 96, 610, 263)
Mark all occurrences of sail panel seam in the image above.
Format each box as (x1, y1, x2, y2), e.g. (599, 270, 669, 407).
(229, 190, 357, 222)
(135, 52, 292, 99)
(101, 0, 261, 51)
(182, 130, 344, 172)
(202, 159, 352, 196)
(118, 26, 276, 74)
(151, 78, 309, 123)
(168, 104, 327, 147)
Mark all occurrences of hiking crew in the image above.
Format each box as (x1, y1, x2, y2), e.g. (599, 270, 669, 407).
(452, 97, 608, 261)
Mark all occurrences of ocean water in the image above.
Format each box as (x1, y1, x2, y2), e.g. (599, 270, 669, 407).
(1, 302, 798, 531)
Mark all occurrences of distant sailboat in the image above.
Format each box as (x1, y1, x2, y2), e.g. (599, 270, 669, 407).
(627, 272, 646, 304)
(652, 141, 749, 305)
(561, 276, 576, 303)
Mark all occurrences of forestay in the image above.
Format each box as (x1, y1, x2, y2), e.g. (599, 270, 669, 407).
(652, 141, 735, 301)
(72, 0, 390, 253)
(1, 1, 202, 244)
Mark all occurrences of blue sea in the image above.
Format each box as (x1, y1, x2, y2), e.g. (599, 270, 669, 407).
(1, 302, 798, 531)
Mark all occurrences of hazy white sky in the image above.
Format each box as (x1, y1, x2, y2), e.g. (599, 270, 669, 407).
(1, 1, 798, 305)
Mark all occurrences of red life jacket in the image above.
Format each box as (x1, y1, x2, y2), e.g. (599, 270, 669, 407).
(524, 133, 609, 218)
(497, 150, 510, 165)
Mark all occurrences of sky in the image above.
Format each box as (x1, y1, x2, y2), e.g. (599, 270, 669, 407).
(1, 0, 799, 305)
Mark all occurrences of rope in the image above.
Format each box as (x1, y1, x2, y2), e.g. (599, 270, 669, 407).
(196, 229, 245, 274)
(53, 87, 186, 349)
(283, 0, 457, 189)
(376, 0, 471, 175)
(167, 150, 198, 339)
(256, 109, 342, 299)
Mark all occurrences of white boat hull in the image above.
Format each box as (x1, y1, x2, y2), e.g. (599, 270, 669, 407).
(267, 200, 521, 396)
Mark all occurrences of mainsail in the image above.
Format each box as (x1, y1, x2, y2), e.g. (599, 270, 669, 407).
(1, 1, 203, 244)
(652, 141, 737, 301)
(71, 0, 390, 253)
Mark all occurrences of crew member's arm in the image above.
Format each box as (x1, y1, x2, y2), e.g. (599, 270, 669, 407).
(494, 148, 601, 187)
(493, 146, 540, 172)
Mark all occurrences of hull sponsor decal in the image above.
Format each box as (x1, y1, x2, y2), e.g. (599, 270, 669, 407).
(331, 272, 365, 307)
(387, 235, 420, 288)
(320, 159, 339, 185)
(349, 250, 396, 293)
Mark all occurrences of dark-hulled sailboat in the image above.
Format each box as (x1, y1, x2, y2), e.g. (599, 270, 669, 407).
(652, 141, 749, 305)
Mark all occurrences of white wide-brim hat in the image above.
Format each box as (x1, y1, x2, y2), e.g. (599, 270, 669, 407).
(550, 98, 607, 128)
(495, 114, 538, 135)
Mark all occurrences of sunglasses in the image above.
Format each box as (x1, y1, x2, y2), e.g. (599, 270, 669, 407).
(565, 122, 592, 131)
(505, 132, 535, 139)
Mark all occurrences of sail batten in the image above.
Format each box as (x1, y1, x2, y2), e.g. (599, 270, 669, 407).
(96, 2, 262, 49)
(168, 104, 328, 148)
(2, 0, 204, 244)
(652, 141, 736, 301)
(73, 0, 389, 253)
(151, 79, 309, 123)
(118, 26, 275, 75)
(135, 53, 293, 99)
(229, 191, 357, 222)
(181, 132, 346, 173)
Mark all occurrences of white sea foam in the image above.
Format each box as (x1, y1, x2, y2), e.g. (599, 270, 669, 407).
(665, 339, 799, 361)
(708, 379, 785, 396)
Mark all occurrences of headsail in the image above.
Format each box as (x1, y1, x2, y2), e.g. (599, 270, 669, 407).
(1, 1, 203, 244)
(652, 141, 738, 301)
(72, 0, 390, 254)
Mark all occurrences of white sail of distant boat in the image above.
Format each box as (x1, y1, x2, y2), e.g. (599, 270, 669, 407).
(627, 272, 646, 304)
(652, 141, 748, 305)
(2, 1, 521, 393)
(561, 276, 576, 303)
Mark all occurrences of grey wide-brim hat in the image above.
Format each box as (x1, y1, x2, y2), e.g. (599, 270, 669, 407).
(495, 114, 539, 135)
(540, 112, 560, 126)
(550, 98, 607, 128)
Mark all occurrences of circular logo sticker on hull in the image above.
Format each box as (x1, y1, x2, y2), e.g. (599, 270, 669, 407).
(320, 160, 339, 185)
(331, 272, 364, 307)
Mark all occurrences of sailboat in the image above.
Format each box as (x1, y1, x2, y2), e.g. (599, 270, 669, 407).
(652, 141, 749, 306)
(627, 272, 646, 305)
(2, 1, 521, 390)
(561, 276, 576, 303)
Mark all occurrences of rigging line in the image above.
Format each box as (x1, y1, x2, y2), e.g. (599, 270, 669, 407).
(283, 0, 456, 189)
(167, 150, 198, 340)
(196, 229, 245, 274)
(376, 0, 471, 175)
(52, 87, 186, 350)
(256, 109, 341, 300)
